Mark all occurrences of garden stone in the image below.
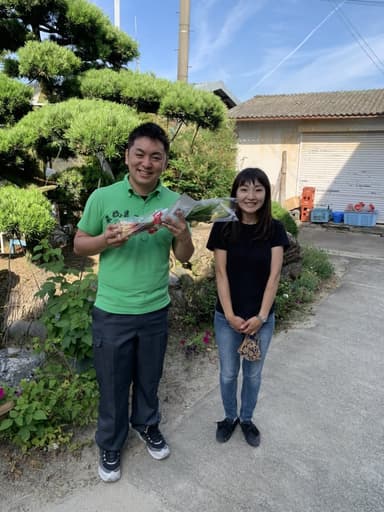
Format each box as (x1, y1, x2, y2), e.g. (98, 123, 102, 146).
(8, 319, 47, 342)
(0, 348, 45, 387)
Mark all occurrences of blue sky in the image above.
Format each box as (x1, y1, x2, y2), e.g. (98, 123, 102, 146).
(90, 0, 384, 102)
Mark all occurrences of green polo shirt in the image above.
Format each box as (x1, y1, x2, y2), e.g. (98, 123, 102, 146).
(77, 175, 180, 314)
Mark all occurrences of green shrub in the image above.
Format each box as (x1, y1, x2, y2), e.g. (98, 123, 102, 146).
(0, 366, 98, 452)
(272, 201, 298, 236)
(0, 73, 32, 125)
(302, 245, 334, 280)
(33, 240, 97, 362)
(164, 121, 237, 199)
(177, 274, 217, 327)
(0, 185, 55, 245)
(275, 246, 334, 324)
(48, 163, 114, 224)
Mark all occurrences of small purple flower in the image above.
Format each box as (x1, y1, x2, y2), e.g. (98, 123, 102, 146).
(203, 330, 212, 344)
(0, 388, 5, 401)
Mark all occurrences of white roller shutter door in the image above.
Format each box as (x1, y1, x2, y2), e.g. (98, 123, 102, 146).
(297, 132, 384, 223)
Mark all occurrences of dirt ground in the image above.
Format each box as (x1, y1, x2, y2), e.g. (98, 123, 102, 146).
(0, 241, 221, 512)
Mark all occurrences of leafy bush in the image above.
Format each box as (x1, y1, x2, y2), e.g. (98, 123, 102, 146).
(0, 185, 55, 244)
(272, 201, 298, 236)
(80, 68, 126, 102)
(33, 240, 97, 362)
(275, 245, 334, 323)
(301, 245, 334, 280)
(164, 121, 237, 199)
(0, 366, 98, 452)
(120, 71, 170, 113)
(177, 274, 217, 327)
(18, 40, 81, 101)
(0, 73, 32, 125)
(159, 81, 226, 130)
(48, 163, 114, 224)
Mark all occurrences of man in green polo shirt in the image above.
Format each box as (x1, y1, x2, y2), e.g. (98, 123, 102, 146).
(74, 122, 194, 483)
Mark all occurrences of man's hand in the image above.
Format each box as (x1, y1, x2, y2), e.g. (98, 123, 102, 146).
(163, 209, 194, 263)
(161, 210, 189, 240)
(104, 223, 129, 248)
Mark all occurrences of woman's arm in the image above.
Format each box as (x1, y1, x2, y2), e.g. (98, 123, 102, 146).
(258, 245, 284, 319)
(214, 248, 245, 332)
(241, 245, 284, 335)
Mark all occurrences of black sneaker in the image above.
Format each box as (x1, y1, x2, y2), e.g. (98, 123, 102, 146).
(137, 424, 170, 460)
(240, 421, 260, 447)
(98, 449, 121, 482)
(216, 417, 239, 443)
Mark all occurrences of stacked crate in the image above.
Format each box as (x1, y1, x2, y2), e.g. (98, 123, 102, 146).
(300, 187, 315, 222)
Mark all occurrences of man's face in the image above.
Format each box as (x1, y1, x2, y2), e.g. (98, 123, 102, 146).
(125, 136, 167, 195)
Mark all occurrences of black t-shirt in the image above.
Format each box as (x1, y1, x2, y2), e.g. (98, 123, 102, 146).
(206, 219, 290, 319)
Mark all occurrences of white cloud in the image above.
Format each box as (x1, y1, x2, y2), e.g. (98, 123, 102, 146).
(189, 0, 266, 73)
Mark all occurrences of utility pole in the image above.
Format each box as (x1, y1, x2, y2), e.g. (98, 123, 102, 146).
(177, 0, 190, 82)
(114, 0, 120, 28)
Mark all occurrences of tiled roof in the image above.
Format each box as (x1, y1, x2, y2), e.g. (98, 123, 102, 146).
(228, 89, 384, 120)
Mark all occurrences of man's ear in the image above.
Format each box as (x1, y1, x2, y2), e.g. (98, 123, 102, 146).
(125, 148, 129, 166)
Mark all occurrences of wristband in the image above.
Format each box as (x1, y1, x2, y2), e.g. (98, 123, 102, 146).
(256, 314, 267, 324)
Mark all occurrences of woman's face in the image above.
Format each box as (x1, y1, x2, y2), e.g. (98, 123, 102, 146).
(236, 179, 266, 217)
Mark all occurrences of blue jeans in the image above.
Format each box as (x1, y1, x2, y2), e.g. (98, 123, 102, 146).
(214, 310, 275, 422)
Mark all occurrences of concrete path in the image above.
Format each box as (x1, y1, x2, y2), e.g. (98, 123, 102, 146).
(39, 226, 384, 512)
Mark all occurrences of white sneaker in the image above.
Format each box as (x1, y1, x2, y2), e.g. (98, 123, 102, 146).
(98, 449, 121, 482)
(136, 424, 170, 460)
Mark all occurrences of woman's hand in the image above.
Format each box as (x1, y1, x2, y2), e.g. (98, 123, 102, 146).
(239, 316, 264, 335)
(227, 314, 247, 333)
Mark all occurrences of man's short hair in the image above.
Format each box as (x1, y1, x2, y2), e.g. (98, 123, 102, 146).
(126, 122, 170, 155)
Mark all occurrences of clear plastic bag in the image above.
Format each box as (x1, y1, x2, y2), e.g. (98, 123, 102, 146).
(168, 194, 238, 223)
(119, 195, 237, 238)
(119, 209, 167, 237)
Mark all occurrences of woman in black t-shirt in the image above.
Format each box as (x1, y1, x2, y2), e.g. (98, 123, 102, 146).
(207, 168, 289, 447)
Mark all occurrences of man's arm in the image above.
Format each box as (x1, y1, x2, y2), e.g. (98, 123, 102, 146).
(162, 211, 194, 263)
(73, 224, 127, 256)
(172, 231, 194, 263)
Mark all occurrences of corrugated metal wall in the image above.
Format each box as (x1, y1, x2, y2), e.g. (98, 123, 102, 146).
(297, 132, 384, 222)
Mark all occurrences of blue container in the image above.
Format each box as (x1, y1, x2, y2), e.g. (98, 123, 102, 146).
(310, 207, 332, 223)
(332, 211, 344, 223)
(343, 212, 378, 227)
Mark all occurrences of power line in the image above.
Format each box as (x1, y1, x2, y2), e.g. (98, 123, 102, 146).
(331, 1, 384, 74)
(253, 1, 347, 89)
(322, 0, 384, 5)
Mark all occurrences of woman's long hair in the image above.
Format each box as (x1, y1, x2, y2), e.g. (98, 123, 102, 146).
(224, 167, 273, 241)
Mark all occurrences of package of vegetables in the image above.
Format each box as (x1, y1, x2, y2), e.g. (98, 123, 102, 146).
(119, 210, 166, 237)
(118, 195, 238, 239)
(169, 194, 238, 223)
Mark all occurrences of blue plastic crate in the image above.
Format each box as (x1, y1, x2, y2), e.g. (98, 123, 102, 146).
(332, 211, 344, 223)
(343, 212, 377, 227)
(310, 208, 332, 223)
